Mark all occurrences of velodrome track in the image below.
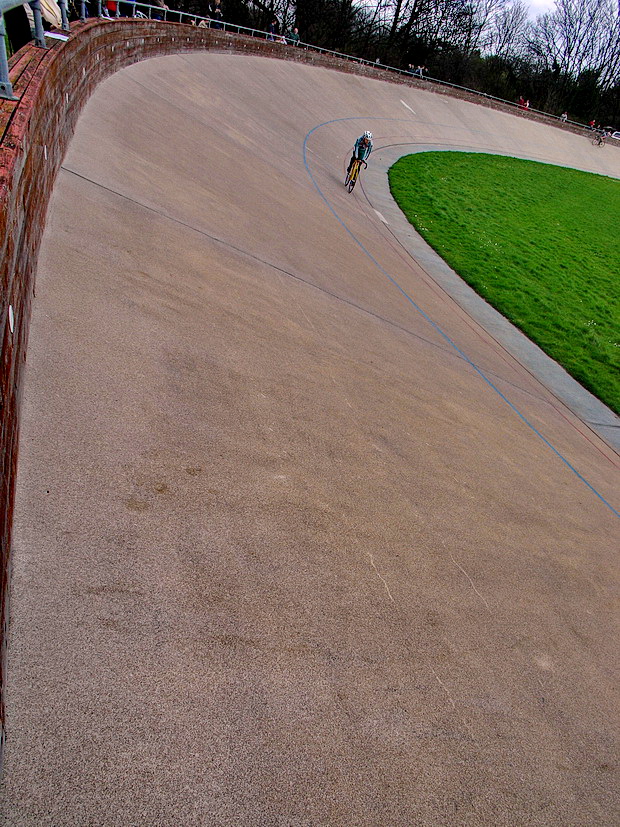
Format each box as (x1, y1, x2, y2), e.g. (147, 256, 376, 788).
(2, 53, 619, 825)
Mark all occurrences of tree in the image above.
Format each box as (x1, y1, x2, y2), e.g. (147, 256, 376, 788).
(526, 0, 620, 89)
(485, 0, 528, 58)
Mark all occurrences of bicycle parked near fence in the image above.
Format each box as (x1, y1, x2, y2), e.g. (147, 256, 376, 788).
(345, 159, 367, 192)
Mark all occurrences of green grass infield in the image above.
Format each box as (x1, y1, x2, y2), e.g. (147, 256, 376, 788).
(388, 152, 620, 415)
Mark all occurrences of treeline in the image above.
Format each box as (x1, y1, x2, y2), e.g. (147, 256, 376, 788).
(174, 0, 620, 126)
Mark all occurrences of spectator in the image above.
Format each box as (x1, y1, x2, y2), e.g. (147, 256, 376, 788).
(69, 0, 89, 19)
(286, 26, 300, 45)
(23, 0, 62, 29)
(209, 0, 223, 28)
(150, 0, 168, 18)
(267, 17, 277, 41)
(560, 111, 568, 123)
(40, 0, 63, 26)
(588, 119, 596, 130)
(119, 0, 136, 17)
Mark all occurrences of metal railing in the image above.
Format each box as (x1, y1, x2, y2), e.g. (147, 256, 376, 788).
(1, 0, 70, 98)
(88, 3, 590, 130)
(0, 0, 607, 135)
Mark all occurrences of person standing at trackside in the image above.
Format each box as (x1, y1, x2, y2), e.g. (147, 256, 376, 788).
(209, 0, 224, 28)
(286, 26, 300, 45)
(346, 131, 373, 177)
(150, 0, 169, 20)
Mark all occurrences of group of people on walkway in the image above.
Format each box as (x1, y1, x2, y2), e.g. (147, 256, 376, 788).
(408, 64, 427, 78)
(266, 18, 300, 45)
(101, 0, 169, 20)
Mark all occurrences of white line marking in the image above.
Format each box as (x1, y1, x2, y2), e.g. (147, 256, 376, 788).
(367, 552, 395, 602)
(330, 376, 353, 408)
(401, 100, 416, 114)
(430, 666, 456, 709)
(450, 553, 492, 613)
(374, 209, 389, 224)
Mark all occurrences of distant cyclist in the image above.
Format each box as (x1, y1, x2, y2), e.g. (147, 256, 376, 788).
(593, 127, 609, 146)
(347, 131, 373, 177)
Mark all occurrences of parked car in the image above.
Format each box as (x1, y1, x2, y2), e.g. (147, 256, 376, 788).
(610, 131, 620, 140)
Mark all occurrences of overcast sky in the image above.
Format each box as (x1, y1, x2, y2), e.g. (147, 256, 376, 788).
(526, 0, 557, 18)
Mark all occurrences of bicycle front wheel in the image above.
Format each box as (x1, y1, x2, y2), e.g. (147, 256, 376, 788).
(347, 163, 360, 193)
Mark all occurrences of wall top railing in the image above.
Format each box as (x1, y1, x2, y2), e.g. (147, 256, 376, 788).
(1, 0, 69, 98)
(0, 0, 610, 137)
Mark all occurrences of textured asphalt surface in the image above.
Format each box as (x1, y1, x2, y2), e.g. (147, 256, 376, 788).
(1, 54, 619, 825)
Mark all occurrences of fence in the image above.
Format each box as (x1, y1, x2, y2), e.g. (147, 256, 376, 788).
(1, 0, 70, 98)
(0, 0, 595, 133)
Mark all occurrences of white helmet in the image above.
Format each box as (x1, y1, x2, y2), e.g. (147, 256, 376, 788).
(364, 131, 373, 140)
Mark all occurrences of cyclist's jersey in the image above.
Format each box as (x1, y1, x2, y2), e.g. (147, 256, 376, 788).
(353, 136, 373, 161)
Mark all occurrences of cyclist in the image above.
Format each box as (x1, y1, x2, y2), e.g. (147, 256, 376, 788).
(593, 128, 608, 146)
(346, 131, 373, 177)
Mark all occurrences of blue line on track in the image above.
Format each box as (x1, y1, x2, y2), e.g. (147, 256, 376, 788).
(303, 117, 619, 518)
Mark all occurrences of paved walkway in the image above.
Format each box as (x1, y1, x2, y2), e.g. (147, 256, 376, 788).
(2, 54, 619, 826)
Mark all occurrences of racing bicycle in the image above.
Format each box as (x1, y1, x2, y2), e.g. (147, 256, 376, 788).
(345, 159, 368, 193)
(591, 132, 607, 147)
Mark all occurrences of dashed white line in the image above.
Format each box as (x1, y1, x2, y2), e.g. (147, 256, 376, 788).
(374, 209, 389, 224)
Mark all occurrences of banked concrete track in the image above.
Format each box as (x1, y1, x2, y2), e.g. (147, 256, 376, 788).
(1, 53, 619, 826)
